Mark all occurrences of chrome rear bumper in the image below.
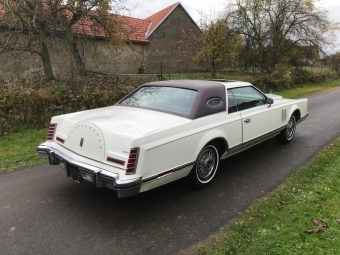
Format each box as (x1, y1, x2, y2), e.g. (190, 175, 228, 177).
(37, 145, 141, 198)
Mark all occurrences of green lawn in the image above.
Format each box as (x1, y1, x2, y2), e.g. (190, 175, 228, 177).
(0, 128, 48, 174)
(302, 66, 332, 73)
(275, 79, 340, 98)
(183, 135, 340, 255)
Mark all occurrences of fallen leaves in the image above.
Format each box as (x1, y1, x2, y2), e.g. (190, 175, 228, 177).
(305, 219, 328, 234)
(312, 220, 328, 228)
(0, 163, 7, 168)
(305, 228, 323, 234)
(336, 219, 340, 224)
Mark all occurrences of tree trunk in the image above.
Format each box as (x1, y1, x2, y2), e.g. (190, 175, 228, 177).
(212, 60, 216, 78)
(70, 41, 86, 76)
(41, 41, 55, 80)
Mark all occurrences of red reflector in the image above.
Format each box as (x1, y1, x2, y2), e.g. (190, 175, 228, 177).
(107, 157, 125, 166)
(128, 158, 136, 164)
(125, 168, 135, 174)
(125, 148, 139, 175)
(56, 137, 65, 144)
(46, 123, 57, 141)
(129, 154, 137, 159)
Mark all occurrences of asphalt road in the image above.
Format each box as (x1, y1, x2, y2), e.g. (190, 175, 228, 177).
(1, 87, 340, 255)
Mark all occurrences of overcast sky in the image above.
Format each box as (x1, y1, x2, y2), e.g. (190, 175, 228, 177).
(126, 0, 340, 52)
(126, 0, 340, 22)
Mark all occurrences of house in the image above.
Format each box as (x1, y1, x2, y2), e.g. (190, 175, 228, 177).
(0, 2, 202, 77)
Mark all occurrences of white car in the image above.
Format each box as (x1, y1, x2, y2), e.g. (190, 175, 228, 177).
(37, 80, 308, 197)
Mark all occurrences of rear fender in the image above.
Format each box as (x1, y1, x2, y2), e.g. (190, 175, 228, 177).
(194, 130, 228, 160)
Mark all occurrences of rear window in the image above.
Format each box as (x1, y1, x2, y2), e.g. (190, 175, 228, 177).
(119, 86, 198, 115)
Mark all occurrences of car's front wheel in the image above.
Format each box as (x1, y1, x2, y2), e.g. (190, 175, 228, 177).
(189, 144, 219, 189)
(276, 115, 296, 144)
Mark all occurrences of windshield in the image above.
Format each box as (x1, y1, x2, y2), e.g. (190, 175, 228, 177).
(119, 86, 198, 115)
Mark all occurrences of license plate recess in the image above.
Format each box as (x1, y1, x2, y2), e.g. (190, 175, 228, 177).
(67, 163, 82, 183)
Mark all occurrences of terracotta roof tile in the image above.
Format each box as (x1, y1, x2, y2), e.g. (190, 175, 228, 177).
(116, 15, 150, 43)
(145, 2, 179, 37)
(0, 2, 189, 43)
(70, 15, 150, 43)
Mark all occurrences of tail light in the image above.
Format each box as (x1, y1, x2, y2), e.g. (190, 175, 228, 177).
(46, 123, 57, 141)
(126, 148, 139, 175)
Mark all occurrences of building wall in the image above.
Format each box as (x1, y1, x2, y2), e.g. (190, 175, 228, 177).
(0, 34, 145, 77)
(0, 6, 202, 77)
(145, 5, 202, 73)
(80, 40, 145, 74)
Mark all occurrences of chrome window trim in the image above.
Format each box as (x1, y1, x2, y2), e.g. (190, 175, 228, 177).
(230, 86, 267, 111)
(207, 98, 223, 108)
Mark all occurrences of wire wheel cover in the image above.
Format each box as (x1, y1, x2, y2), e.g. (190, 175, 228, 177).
(286, 117, 296, 140)
(197, 148, 217, 181)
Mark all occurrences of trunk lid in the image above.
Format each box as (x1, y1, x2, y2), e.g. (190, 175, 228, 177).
(55, 106, 190, 168)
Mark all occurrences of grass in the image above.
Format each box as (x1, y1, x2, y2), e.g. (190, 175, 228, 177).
(302, 66, 332, 73)
(183, 135, 340, 255)
(275, 79, 340, 98)
(0, 128, 48, 174)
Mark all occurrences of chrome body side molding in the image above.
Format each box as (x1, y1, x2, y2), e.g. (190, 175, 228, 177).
(297, 113, 309, 124)
(222, 112, 309, 160)
(142, 161, 195, 184)
(221, 125, 286, 159)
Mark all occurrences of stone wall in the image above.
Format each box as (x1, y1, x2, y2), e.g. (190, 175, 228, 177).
(0, 35, 146, 78)
(145, 5, 202, 73)
(0, 5, 202, 77)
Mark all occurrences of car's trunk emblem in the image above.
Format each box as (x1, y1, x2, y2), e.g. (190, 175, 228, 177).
(80, 138, 84, 147)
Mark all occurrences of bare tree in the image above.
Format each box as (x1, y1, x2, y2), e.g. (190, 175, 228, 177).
(57, 0, 129, 75)
(0, 0, 129, 79)
(226, 0, 339, 72)
(0, 1, 60, 79)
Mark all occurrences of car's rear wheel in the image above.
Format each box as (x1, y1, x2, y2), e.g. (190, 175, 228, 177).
(276, 115, 296, 144)
(189, 144, 219, 189)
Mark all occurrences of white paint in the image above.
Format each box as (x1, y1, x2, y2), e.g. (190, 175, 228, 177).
(42, 81, 308, 192)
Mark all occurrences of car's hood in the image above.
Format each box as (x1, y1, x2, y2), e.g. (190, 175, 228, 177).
(52, 106, 190, 167)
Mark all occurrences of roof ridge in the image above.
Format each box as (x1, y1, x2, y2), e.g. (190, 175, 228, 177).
(145, 2, 179, 20)
(144, 2, 180, 38)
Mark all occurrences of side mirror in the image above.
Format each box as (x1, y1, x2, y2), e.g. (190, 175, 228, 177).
(266, 98, 274, 105)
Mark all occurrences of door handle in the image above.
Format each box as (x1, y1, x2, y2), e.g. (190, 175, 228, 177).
(244, 118, 251, 124)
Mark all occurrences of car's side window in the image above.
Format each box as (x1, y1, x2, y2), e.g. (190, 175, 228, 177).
(231, 86, 266, 111)
(227, 90, 238, 113)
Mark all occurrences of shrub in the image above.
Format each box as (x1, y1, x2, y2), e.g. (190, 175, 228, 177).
(0, 75, 157, 134)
